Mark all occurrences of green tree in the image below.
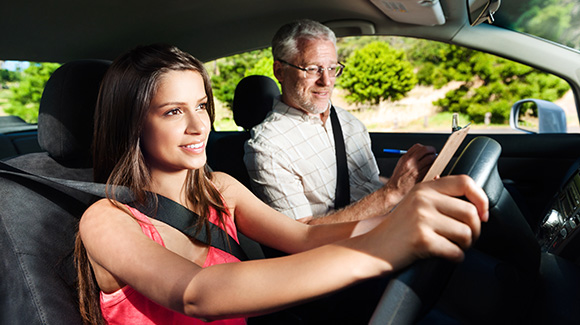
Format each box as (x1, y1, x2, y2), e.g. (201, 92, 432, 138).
(515, 1, 573, 44)
(4, 62, 60, 123)
(434, 55, 569, 123)
(244, 56, 280, 92)
(402, 36, 570, 123)
(499, 0, 580, 50)
(338, 36, 416, 62)
(409, 41, 475, 88)
(1, 69, 21, 83)
(337, 36, 384, 60)
(338, 41, 417, 105)
(245, 56, 274, 78)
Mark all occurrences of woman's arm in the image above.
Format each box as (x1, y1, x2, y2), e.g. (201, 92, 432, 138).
(214, 171, 384, 254)
(79, 198, 385, 320)
(80, 174, 487, 321)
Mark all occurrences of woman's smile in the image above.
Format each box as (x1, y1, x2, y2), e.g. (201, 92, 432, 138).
(180, 142, 205, 154)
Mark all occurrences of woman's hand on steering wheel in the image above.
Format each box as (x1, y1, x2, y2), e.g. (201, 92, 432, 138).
(369, 174, 489, 275)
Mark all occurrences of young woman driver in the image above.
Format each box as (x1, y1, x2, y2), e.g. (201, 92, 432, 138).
(75, 44, 488, 324)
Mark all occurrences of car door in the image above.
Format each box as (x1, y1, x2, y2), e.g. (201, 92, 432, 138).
(370, 131, 580, 231)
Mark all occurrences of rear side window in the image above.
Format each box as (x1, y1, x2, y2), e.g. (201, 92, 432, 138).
(1, 61, 61, 125)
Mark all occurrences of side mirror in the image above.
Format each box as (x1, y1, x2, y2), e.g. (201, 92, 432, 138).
(509, 99, 567, 134)
(467, 0, 501, 26)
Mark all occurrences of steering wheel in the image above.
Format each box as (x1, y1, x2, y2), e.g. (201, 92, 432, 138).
(369, 136, 540, 324)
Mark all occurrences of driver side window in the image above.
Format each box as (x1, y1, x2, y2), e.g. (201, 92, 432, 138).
(332, 36, 576, 134)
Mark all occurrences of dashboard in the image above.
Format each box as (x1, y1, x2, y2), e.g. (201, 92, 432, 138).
(537, 161, 580, 263)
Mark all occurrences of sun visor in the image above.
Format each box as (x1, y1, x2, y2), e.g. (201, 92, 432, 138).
(369, 0, 446, 26)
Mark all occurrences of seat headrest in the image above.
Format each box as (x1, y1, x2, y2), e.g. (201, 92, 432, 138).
(233, 75, 280, 130)
(38, 59, 111, 167)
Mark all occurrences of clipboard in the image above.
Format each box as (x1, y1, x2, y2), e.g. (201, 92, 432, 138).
(422, 125, 470, 182)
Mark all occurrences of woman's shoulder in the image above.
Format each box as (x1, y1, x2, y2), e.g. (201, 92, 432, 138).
(209, 171, 242, 189)
(80, 199, 136, 234)
(208, 171, 253, 208)
(84, 198, 128, 217)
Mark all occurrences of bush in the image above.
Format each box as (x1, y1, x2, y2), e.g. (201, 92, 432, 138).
(338, 41, 417, 105)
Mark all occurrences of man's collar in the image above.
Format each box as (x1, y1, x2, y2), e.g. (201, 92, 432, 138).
(273, 98, 327, 124)
(275, 97, 332, 122)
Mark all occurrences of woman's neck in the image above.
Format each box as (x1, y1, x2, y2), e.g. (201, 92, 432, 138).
(148, 169, 190, 205)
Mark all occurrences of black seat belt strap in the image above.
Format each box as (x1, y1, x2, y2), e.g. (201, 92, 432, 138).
(130, 193, 248, 261)
(0, 161, 248, 261)
(329, 105, 350, 209)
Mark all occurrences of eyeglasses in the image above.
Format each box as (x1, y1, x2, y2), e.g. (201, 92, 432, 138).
(278, 59, 345, 79)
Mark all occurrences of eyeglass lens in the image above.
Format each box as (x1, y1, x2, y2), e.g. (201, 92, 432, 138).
(305, 65, 343, 78)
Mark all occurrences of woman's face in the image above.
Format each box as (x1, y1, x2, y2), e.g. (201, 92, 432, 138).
(141, 70, 211, 176)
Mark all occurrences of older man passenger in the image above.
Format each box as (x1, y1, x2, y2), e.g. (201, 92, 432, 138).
(244, 19, 436, 224)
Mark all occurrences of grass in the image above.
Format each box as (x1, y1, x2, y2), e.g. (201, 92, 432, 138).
(397, 111, 514, 132)
(362, 111, 471, 132)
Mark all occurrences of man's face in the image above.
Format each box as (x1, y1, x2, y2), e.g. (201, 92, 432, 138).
(276, 38, 338, 115)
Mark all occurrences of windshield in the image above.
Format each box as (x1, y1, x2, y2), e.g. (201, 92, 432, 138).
(494, 0, 580, 51)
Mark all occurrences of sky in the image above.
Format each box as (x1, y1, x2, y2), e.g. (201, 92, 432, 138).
(1, 60, 30, 71)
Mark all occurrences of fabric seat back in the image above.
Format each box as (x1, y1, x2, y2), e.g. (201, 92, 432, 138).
(0, 60, 110, 324)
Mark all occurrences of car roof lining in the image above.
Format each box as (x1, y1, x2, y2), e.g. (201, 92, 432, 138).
(1, 0, 469, 63)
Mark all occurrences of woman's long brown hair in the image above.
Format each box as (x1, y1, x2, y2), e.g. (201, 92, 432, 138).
(74, 44, 228, 325)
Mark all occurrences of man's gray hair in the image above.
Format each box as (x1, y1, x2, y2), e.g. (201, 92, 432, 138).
(272, 19, 337, 62)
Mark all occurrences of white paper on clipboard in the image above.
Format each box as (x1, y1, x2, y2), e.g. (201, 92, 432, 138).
(422, 126, 470, 182)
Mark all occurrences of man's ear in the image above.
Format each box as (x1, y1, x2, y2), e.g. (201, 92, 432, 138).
(273, 60, 284, 83)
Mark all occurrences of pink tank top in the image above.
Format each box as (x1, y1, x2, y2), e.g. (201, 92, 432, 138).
(100, 204, 246, 325)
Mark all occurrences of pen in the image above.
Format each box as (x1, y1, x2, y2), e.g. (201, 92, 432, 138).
(383, 149, 407, 154)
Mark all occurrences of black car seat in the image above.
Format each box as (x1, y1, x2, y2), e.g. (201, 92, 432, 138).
(4, 59, 111, 178)
(0, 59, 111, 324)
(207, 75, 279, 189)
(232, 75, 280, 131)
(0, 62, 271, 325)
